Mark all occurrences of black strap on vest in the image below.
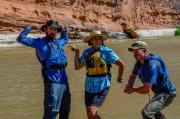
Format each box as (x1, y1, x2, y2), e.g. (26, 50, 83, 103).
(48, 64, 67, 69)
(35, 50, 67, 70)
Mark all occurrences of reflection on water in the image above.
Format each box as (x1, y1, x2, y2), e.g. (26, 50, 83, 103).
(0, 37, 180, 119)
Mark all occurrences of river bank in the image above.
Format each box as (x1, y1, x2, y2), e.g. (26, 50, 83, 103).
(0, 28, 177, 48)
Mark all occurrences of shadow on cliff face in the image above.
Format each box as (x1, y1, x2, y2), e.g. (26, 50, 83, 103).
(133, 0, 180, 29)
(170, 1, 180, 27)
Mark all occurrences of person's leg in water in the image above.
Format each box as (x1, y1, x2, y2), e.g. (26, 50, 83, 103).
(155, 112, 167, 119)
(142, 93, 175, 119)
(43, 80, 67, 119)
(86, 106, 101, 119)
(85, 88, 109, 119)
(59, 84, 71, 119)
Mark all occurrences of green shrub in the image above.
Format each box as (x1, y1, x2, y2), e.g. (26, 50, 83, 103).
(175, 27, 180, 36)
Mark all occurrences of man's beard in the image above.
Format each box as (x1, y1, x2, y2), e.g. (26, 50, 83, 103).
(134, 54, 139, 61)
(46, 33, 61, 41)
(46, 33, 56, 40)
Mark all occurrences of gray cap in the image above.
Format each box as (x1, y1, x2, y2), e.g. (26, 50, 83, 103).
(128, 41, 148, 52)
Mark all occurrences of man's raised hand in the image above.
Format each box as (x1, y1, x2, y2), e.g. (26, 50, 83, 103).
(68, 45, 79, 53)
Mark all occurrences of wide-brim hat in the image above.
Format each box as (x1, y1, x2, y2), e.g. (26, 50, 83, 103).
(40, 20, 62, 32)
(83, 31, 109, 43)
(128, 41, 148, 52)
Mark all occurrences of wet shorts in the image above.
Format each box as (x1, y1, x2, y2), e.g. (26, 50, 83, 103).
(43, 80, 71, 119)
(85, 88, 109, 107)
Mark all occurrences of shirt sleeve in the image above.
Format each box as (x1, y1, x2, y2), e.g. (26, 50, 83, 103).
(107, 49, 120, 64)
(79, 50, 86, 64)
(143, 61, 158, 85)
(17, 26, 40, 48)
(58, 28, 69, 46)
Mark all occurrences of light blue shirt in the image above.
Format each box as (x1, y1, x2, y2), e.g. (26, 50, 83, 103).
(80, 45, 120, 93)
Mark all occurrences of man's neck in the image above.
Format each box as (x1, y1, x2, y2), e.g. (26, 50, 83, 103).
(46, 36, 55, 41)
(140, 53, 149, 64)
(139, 60, 144, 64)
(92, 46, 100, 51)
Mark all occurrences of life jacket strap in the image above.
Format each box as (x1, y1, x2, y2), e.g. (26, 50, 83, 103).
(86, 73, 109, 77)
(42, 63, 67, 70)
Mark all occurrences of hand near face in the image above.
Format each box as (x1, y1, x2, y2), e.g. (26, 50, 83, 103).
(68, 45, 79, 53)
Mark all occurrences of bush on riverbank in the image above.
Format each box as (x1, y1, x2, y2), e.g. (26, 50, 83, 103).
(175, 27, 180, 36)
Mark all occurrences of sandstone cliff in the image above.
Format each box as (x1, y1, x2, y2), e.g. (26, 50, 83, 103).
(0, 0, 180, 33)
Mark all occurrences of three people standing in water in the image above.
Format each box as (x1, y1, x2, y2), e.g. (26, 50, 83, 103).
(17, 19, 176, 119)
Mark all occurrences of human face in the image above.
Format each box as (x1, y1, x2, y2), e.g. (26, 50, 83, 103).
(45, 27, 58, 39)
(91, 36, 103, 50)
(132, 49, 147, 63)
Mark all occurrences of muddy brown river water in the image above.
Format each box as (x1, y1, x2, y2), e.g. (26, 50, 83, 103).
(0, 37, 180, 119)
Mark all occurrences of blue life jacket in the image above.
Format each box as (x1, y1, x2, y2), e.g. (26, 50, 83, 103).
(36, 38, 67, 71)
(17, 26, 69, 84)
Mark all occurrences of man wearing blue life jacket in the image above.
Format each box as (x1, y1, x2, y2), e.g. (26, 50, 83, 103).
(17, 20, 70, 119)
(124, 41, 176, 119)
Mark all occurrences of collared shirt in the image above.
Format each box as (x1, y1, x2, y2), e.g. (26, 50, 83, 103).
(17, 26, 69, 84)
(133, 53, 176, 94)
(80, 45, 120, 93)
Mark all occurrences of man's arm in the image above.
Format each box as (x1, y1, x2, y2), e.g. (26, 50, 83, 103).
(68, 45, 84, 70)
(74, 50, 84, 70)
(124, 73, 136, 93)
(133, 83, 152, 94)
(128, 74, 137, 87)
(124, 75, 152, 94)
(115, 59, 125, 82)
(127, 62, 157, 94)
(17, 25, 39, 48)
(107, 49, 125, 82)
(58, 28, 69, 46)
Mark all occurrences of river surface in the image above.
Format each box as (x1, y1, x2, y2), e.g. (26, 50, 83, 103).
(0, 37, 179, 119)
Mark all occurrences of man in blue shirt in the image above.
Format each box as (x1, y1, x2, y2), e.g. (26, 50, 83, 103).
(69, 31, 125, 119)
(124, 41, 176, 119)
(17, 20, 70, 119)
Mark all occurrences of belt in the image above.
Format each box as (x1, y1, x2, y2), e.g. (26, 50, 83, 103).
(42, 63, 67, 70)
(170, 91, 176, 97)
(49, 64, 67, 69)
(155, 91, 176, 97)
